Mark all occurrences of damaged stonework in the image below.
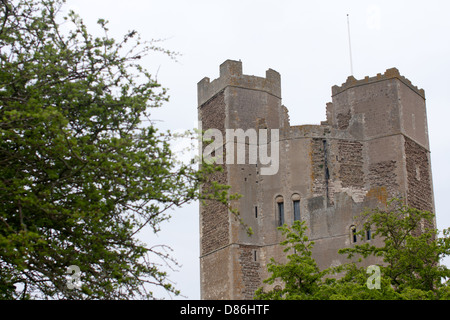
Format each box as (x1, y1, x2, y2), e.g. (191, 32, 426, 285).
(198, 60, 435, 300)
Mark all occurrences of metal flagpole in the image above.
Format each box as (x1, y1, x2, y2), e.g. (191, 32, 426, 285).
(347, 14, 354, 76)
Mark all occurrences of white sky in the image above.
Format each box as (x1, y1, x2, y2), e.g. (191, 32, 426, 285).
(67, 0, 450, 299)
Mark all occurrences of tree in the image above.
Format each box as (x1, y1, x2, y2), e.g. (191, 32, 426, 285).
(254, 220, 327, 300)
(255, 199, 450, 300)
(0, 0, 230, 299)
(338, 198, 450, 299)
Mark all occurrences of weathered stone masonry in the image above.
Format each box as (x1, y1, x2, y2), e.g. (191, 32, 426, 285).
(405, 136, 433, 213)
(199, 90, 228, 255)
(238, 245, 261, 300)
(198, 60, 435, 300)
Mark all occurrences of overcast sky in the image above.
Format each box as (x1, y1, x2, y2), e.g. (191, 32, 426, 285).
(66, 0, 450, 299)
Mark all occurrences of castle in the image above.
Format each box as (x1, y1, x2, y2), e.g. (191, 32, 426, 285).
(197, 60, 435, 300)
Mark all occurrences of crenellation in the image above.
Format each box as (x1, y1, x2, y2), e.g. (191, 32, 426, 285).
(198, 59, 281, 106)
(199, 60, 435, 300)
(219, 59, 243, 77)
(332, 67, 425, 99)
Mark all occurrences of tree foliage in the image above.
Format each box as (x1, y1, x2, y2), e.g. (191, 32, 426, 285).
(254, 220, 326, 300)
(255, 199, 450, 300)
(0, 0, 232, 299)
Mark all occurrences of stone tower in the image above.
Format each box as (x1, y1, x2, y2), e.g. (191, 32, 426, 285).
(197, 60, 435, 300)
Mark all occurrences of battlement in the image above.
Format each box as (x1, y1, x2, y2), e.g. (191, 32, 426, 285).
(331, 68, 425, 99)
(199, 61, 434, 300)
(197, 60, 281, 106)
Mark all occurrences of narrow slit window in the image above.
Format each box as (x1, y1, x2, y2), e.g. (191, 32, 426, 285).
(276, 196, 284, 227)
(351, 225, 357, 243)
(293, 200, 300, 221)
(366, 228, 372, 241)
(277, 202, 284, 226)
(255, 206, 258, 218)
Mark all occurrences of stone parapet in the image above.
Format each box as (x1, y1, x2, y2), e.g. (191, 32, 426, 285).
(331, 67, 425, 99)
(198, 59, 281, 106)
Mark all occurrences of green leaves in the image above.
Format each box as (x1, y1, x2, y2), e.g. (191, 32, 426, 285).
(254, 221, 325, 300)
(256, 198, 450, 300)
(340, 198, 450, 297)
(0, 0, 227, 300)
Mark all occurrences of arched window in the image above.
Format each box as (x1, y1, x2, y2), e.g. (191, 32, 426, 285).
(292, 194, 300, 222)
(276, 196, 284, 226)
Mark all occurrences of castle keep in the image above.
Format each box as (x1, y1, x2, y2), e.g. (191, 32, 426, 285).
(198, 60, 435, 300)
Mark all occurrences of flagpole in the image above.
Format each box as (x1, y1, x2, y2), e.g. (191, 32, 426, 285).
(347, 14, 354, 76)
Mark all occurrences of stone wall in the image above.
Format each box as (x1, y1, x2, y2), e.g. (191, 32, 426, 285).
(337, 110, 351, 130)
(310, 138, 326, 197)
(198, 61, 434, 300)
(405, 136, 433, 213)
(338, 140, 364, 188)
(237, 245, 261, 300)
(199, 90, 229, 255)
(368, 160, 399, 198)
